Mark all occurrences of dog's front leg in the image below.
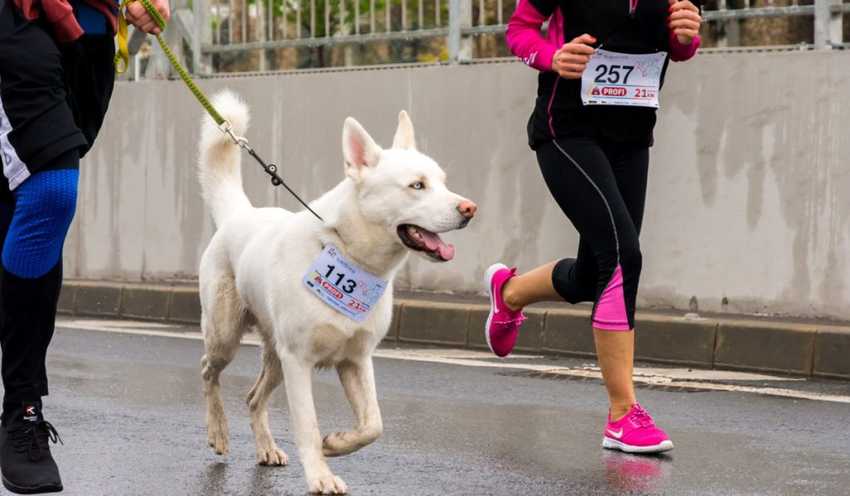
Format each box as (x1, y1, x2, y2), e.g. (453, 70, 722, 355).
(281, 352, 348, 495)
(323, 357, 383, 457)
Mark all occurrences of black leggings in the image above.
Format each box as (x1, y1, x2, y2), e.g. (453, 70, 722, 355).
(536, 138, 649, 331)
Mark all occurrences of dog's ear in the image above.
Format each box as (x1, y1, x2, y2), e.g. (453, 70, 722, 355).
(342, 117, 382, 180)
(392, 110, 416, 150)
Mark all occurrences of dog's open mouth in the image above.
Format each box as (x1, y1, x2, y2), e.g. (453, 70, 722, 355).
(397, 225, 455, 262)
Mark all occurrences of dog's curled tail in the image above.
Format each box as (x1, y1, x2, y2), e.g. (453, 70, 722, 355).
(198, 90, 253, 226)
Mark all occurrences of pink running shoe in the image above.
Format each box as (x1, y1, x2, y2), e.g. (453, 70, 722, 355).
(484, 263, 526, 357)
(602, 403, 674, 454)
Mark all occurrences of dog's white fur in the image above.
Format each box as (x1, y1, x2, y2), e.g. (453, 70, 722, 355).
(196, 91, 473, 494)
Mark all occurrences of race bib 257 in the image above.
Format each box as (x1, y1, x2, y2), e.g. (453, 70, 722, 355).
(581, 49, 667, 109)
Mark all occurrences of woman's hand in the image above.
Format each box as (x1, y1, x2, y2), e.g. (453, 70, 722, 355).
(668, 0, 701, 45)
(126, 0, 172, 35)
(551, 34, 597, 79)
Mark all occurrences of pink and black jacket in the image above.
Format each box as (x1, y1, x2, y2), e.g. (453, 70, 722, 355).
(506, 0, 701, 148)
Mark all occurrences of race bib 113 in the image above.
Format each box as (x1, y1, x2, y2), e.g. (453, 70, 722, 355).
(303, 244, 388, 322)
(581, 49, 667, 108)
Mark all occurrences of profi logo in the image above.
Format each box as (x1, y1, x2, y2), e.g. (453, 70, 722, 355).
(321, 280, 343, 300)
(601, 87, 627, 97)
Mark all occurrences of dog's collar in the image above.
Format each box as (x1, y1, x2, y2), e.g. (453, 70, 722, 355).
(319, 226, 402, 278)
(323, 226, 347, 249)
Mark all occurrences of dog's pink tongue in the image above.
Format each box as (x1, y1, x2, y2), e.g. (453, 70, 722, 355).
(437, 243, 455, 261)
(419, 230, 455, 261)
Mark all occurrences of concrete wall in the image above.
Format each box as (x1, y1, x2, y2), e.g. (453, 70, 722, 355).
(64, 51, 850, 320)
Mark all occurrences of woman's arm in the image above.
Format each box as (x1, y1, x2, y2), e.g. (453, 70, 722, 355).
(506, 0, 561, 72)
(668, 0, 702, 61)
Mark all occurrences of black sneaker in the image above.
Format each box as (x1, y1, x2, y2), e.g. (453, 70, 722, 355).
(0, 403, 63, 494)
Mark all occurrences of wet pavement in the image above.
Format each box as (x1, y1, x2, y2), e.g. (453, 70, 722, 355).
(5, 320, 850, 495)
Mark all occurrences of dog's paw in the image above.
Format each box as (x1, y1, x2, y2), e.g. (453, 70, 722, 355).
(307, 474, 348, 495)
(207, 421, 229, 455)
(321, 432, 351, 457)
(323, 428, 380, 457)
(257, 446, 288, 466)
(208, 433, 229, 455)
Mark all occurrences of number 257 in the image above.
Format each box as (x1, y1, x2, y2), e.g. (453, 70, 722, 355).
(594, 64, 635, 85)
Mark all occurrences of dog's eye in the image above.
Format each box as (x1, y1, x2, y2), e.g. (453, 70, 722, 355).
(409, 181, 426, 190)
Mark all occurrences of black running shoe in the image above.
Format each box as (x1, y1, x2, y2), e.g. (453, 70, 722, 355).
(0, 403, 63, 494)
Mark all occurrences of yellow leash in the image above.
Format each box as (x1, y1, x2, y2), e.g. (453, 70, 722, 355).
(115, 0, 225, 125)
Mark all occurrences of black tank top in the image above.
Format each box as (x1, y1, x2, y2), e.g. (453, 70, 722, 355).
(527, 0, 673, 149)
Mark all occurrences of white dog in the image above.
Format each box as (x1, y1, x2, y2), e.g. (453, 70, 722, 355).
(196, 91, 476, 494)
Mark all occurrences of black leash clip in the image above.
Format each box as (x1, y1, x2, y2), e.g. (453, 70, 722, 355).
(266, 164, 283, 187)
(217, 120, 324, 222)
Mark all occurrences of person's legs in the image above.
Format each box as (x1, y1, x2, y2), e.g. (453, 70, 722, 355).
(502, 238, 598, 311)
(545, 140, 669, 453)
(502, 143, 639, 312)
(488, 137, 641, 348)
(535, 138, 644, 409)
(595, 143, 649, 420)
(503, 140, 650, 418)
(0, 2, 113, 491)
(501, 261, 558, 311)
(488, 137, 668, 450)
(0, 156, 78, 494)
(1, 157, 80, 414)
(514, 138, 642, 324)
(593, 329, 636, 419)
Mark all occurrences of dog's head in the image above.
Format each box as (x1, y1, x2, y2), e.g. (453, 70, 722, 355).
(341, 111, 476, 262)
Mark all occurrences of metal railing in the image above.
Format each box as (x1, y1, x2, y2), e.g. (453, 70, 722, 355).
(128, 0, 847, 77)
(702, 0, 848, 49)
(193, 0, 514, 65)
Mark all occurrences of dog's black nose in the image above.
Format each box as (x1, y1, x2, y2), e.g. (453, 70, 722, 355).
(457, 200, 477, 219)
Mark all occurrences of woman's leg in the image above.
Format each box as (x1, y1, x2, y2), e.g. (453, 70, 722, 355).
(502, 238, 598, 311)
(501, 139, 632, 320)
(597, 144, 649, 419)
(497, 138, 667, 451)
(484, 142, 603, 357)
(501, 262, 557, 311)
(592, 145, 670, 453)
(536, 138, 642, 413)
(594, 329, 636, 420)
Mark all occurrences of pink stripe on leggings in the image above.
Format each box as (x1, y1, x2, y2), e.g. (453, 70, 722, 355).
(593, 265, 631, 331)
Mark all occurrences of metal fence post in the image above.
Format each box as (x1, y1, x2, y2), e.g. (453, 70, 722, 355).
(193, 0, 212, 73)
(814, 0, 842, 48)
(715, 0, 740, 48)
(828, 0, 844, 47)
(448, 0, 472, 63)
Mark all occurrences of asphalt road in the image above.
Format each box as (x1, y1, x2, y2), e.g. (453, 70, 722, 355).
(3, 319, 849, 496)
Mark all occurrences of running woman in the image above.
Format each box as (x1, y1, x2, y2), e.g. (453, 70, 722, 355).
(0, 0, 169, 492)
(485, 0, 702, 454)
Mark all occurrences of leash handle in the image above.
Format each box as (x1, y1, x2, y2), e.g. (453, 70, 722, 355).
(113, 0, 324, 223)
